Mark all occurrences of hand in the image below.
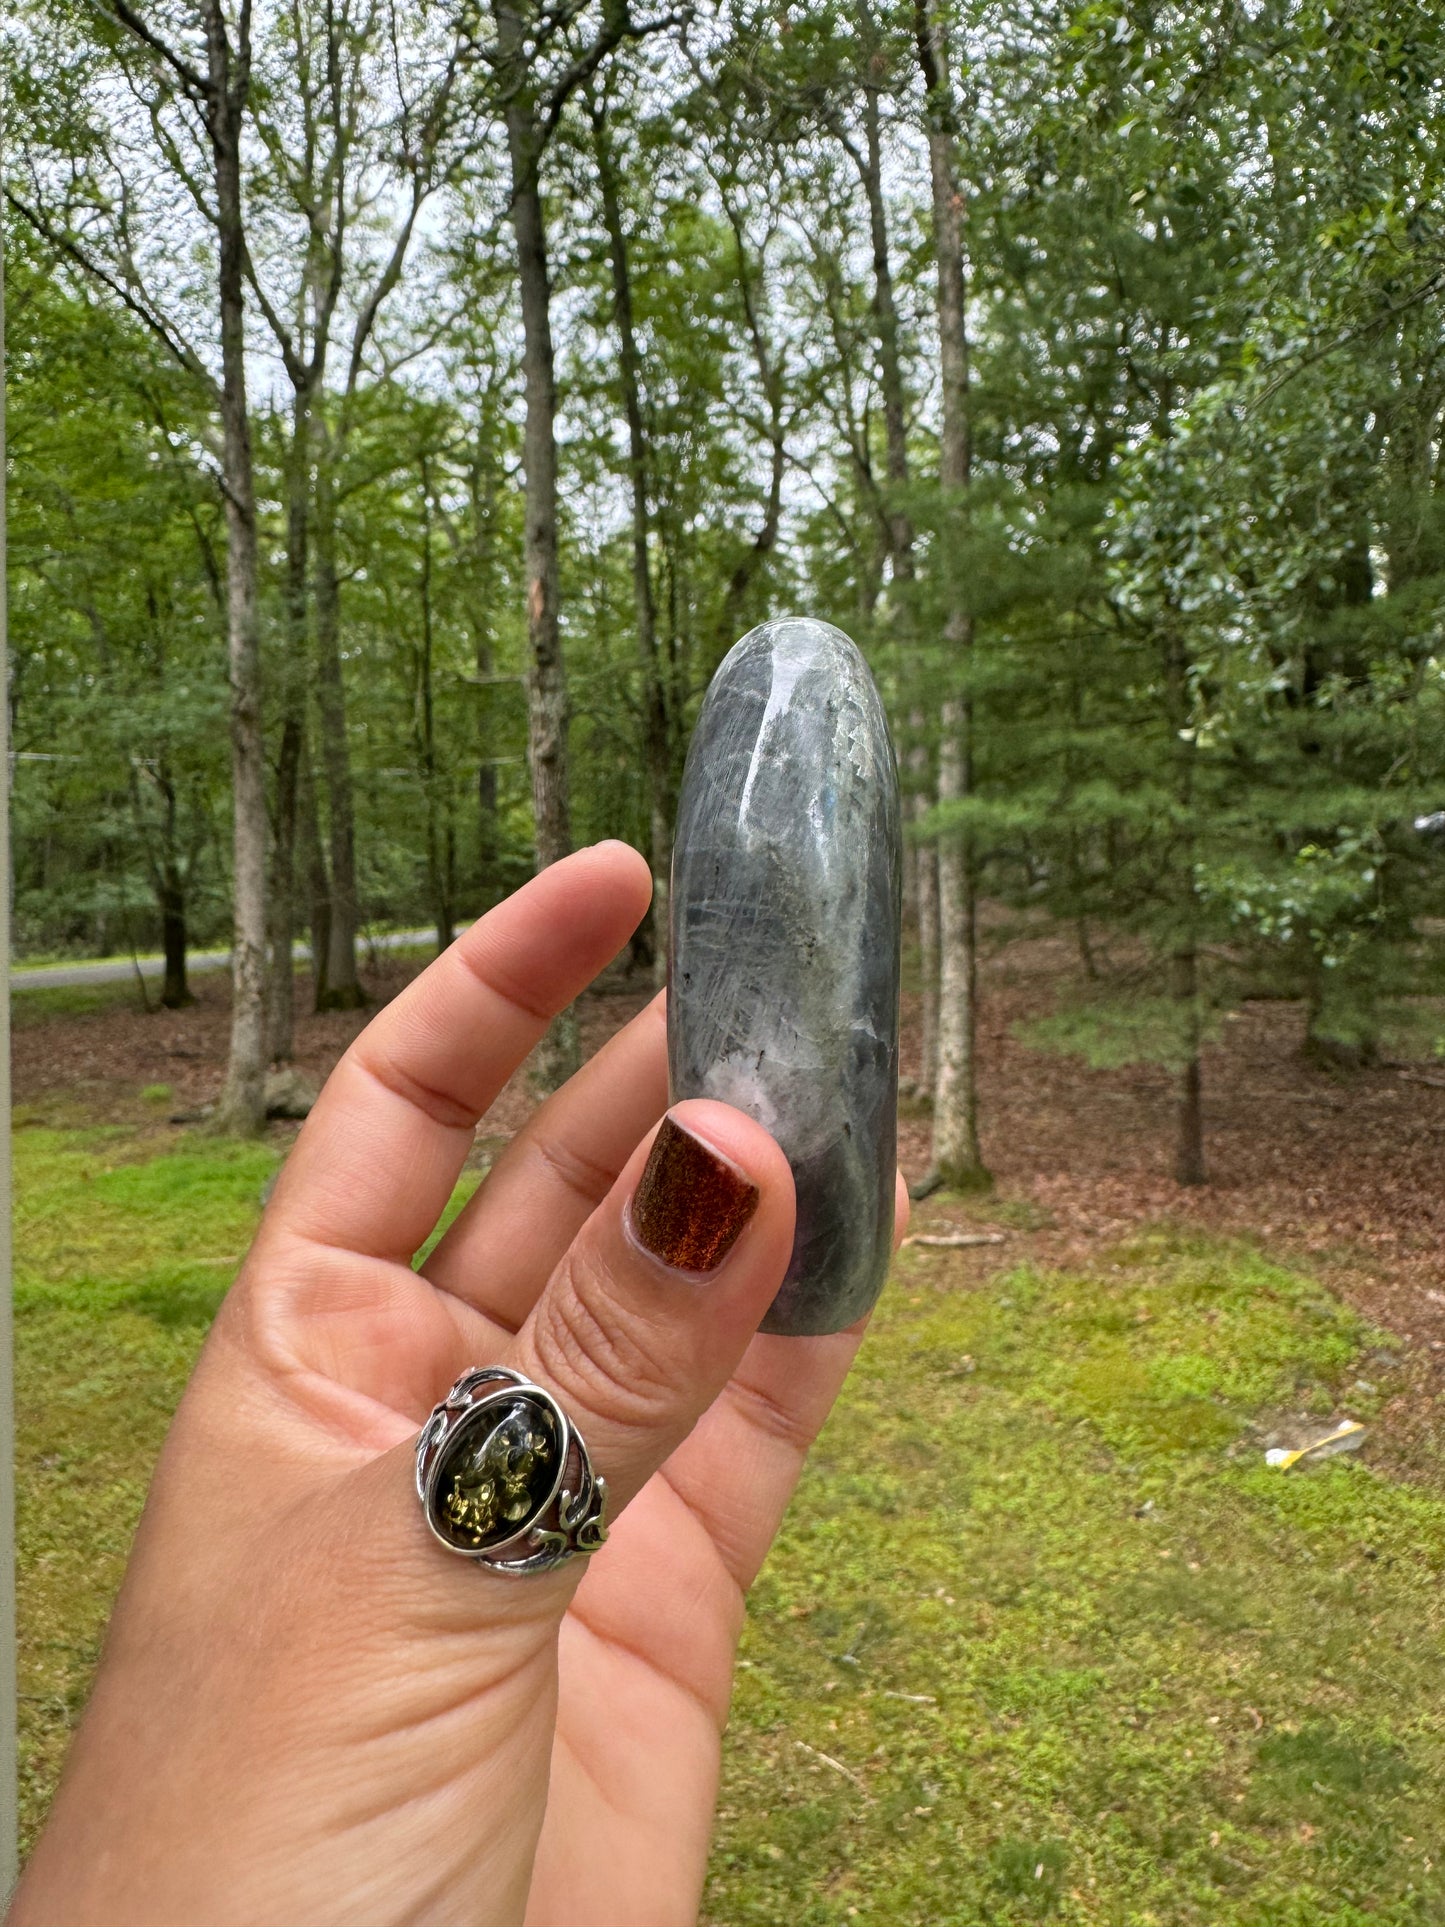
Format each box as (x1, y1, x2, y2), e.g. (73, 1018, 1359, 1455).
(11, 842, 906, 1927)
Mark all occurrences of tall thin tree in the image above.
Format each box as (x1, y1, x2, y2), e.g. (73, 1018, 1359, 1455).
(917, 0, 988, 1188)
(10, 0, 270, 1130)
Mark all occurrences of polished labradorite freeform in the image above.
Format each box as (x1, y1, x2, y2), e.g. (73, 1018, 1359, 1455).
(433, 1396, 560, 1551)
(669, 617, 902, 1336)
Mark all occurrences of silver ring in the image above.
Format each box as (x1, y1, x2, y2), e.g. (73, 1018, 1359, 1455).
(415, 1367, 608, 1575)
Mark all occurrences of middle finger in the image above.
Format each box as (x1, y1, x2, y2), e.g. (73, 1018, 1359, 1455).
(422, 991, 669, 1331)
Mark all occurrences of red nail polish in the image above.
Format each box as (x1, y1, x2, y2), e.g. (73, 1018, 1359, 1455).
(631, 1115, 759, 1272)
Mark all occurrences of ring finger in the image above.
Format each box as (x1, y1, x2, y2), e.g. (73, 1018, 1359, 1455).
(422, 992, 670, 1333)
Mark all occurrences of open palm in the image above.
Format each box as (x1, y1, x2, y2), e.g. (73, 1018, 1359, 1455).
(13, 843, 899, 1927)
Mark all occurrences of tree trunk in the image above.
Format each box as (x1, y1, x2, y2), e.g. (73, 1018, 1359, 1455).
(468, 447, 503, 911)
(1172, 944, 1205, 1185)
(592, 94, 671, 981)
(418, 460, 454, 956)
(478, 739, 500, 908)
(1162, 601, 1206, 1181)
(1303, 966, 1378, 1071)
(856, 58, 938, 1101)
(267, 393, 310, 1060)
(205, 0, 268, 1135)
(1076, 914, 1099, 981)
(269, 715, 303, 1055)
(911, 769, 940, 1095)
(918, 4, 988, 1189)
(159, 869, 193, 1010)
(503, 5, 575, 1085)
(860, 58, 913, 573)
(312, 447, 366, 1010)
(140, 755, 194, 1011)
(934, 700, 985, 1185)
(300, 732, 332, 1008)
(717, 197, 786, 652)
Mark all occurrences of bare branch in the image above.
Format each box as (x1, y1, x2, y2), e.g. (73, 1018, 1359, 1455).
(5, 186, 219, 403)
(84, 0, 211, 100)
(1250, 269, 1445, 413)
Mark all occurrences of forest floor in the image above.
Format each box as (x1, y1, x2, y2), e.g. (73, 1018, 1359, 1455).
(16, 916, 1445, 1477)
(13, 917, 1445, 1921)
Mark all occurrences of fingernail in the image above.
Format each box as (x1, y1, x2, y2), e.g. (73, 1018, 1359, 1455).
(631, 1114, 760, 1273)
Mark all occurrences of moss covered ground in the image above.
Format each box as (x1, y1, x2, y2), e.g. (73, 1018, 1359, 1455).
(14, 1120, 1445, 1921)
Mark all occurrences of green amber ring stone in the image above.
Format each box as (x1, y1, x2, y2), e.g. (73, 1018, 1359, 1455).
(414, 1367, 609, 1575)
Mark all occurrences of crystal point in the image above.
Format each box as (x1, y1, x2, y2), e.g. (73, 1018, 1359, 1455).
(669, 617, 902, 1335)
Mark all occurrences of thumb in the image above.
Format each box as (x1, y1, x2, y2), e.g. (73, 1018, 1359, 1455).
(503, 1099, 796, 1520)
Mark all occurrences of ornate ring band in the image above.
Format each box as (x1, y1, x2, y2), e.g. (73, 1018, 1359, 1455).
(415, 1367, 609, 1576)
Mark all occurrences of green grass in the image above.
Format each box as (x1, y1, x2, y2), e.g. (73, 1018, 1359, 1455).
(707, 1238, 1445, 1926)
(13, 1121, 1445, 1920)
(10, 1114, 491, 1844)
(13, 1122, 281, 1832)
(9, 979, 159, 1027)
(7, 931, 446, 1029)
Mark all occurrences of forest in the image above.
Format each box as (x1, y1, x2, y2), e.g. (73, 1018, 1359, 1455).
(8, 0, 1445, 1179)
(13, 5, 1445, 1914)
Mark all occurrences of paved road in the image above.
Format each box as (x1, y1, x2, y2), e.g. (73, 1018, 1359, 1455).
(11, 929, 443, 992)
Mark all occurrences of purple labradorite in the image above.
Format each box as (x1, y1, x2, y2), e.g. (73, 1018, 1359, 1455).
(668, 617, 902, 1335)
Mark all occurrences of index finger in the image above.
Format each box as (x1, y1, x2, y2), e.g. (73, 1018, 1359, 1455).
(264, 840, 653, 1260)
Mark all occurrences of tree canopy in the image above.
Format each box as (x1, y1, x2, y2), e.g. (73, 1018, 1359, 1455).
(6, 0, 1444, 1164)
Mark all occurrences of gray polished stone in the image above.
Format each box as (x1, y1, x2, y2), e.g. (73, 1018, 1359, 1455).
(669, 617, 902, 1336)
